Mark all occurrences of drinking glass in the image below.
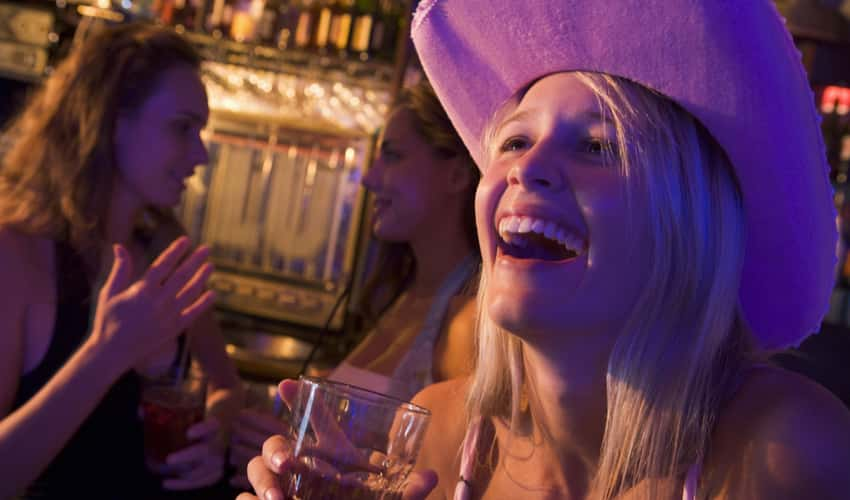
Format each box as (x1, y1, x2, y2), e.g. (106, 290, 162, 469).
(282, 376, 431, 500)
(140, 371, 207, 474)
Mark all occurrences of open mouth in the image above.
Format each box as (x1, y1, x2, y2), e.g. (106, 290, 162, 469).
(497, 215, 586, 262)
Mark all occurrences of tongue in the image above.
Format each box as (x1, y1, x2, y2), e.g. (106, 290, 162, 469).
(508, 233, 576, 261)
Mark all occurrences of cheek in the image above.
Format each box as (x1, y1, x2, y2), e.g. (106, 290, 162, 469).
(474, 178, 502, 263)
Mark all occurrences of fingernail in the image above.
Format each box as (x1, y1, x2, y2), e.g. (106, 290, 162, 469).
(264, 489, 283, 500)
(271, 451, 284, 469)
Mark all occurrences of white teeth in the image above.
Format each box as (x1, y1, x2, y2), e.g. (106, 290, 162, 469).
(496, 214, 586, 256)
(531, 219, 545, 234)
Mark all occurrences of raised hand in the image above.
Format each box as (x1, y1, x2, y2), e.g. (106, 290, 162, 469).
(87, 236, 216, 371)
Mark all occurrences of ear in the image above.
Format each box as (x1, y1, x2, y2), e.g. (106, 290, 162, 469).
(445, 156, 475, 195)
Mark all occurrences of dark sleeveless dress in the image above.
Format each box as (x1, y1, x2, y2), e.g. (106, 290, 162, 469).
(11, 241, 158, 499)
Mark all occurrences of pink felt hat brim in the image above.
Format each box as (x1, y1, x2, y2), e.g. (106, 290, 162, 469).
(411, 0, 837, 350)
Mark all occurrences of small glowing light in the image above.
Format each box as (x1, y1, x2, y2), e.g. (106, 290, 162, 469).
(121, 0, 132, 9)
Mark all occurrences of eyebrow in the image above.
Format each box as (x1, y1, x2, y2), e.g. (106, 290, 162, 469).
(496, 108, 609, 136)
(174, 111, 207, 124)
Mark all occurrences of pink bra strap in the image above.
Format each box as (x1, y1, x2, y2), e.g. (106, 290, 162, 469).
(453, 416, 483, 500)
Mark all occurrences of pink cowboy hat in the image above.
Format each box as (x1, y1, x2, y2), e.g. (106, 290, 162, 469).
(411, 0, 837, 350)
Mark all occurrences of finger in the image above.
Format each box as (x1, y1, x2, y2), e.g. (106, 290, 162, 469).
(247, 455, 284, 500)
(173, 261, 213, 311)
(163, 245, 211, 298)
(403, 470, 439, 500)
(187, 416, 220, 440)
(143, 236, 190, 287)
(278, 379, 298, 410)
(261, 435, 294, 474)
(101, 245, 133, 298)
(166, 441, 211, 466)
(177, 290, 216, 331)
(236, 493, 259, 500)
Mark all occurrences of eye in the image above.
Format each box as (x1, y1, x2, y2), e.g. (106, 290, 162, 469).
(582, 138, 617, 156)
(172, 120, 193, 135)
(379, 145, 402, 162)
(499, 136, 530, 153)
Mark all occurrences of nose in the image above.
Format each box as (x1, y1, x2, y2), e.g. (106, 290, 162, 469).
(192, 134, 209, 167)
(361, 158, 383, 191)
(506, 145, 563, 191)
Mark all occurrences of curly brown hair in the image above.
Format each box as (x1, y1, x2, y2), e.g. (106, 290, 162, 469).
(0, 22, 200, 254)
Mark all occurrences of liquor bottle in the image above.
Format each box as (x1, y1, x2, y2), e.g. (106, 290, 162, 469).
(256, 0, 278, 44)
(370, 0, 403, 62)
(312, 0, 333, 52)
(207, 0, 235, 36)
(230, 0, 264, 42)
(349, 0, 376, 60)
(293, 0, 315, 50)
(171, 0, 198, 30)
(273, 0, 299, 49)
(328, 0, 354, 54)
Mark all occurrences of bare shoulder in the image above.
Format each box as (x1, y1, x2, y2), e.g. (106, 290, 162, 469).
(707, 365, 850, 499)
(411, 377, 472, 499)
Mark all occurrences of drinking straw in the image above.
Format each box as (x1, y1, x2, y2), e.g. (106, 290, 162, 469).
(174, 332, 192, 383)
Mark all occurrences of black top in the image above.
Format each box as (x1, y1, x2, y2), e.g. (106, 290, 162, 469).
(12, 241, 157, 499)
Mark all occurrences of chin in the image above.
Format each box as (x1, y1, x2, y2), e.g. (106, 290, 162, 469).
(487, 292, 566, 337)
(372, 225, 409, 244)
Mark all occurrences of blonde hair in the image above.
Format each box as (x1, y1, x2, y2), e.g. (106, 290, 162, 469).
(469, 72, 755, 499)
(0, 23, 200, 254)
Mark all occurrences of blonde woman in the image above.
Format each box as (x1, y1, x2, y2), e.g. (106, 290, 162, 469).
(243, 1, 850, 499)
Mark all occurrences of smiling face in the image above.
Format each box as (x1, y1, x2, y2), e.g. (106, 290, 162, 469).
(113, 64, 209, 209)
(478, 72, 652, 341)
(361, 108, 460, 243)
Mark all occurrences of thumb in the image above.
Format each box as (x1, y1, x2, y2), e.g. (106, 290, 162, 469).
(102, 244, 133, 298)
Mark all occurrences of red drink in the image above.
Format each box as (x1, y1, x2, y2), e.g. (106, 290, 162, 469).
(141, 386, 205, 471)
(284, 464, 403, 500)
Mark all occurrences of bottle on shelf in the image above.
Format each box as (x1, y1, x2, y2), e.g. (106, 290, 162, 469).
(293, 0, 315, 50)
(370, 0, 403, 62)
(230, 0, 264, 42)
(349, 0, 376, 61)
(311, 0, 333, 53)
(328, 0, 354, 55)
(269, 0, 298, 49)
(257, 0, 279, 44)
(206, 0, 235, 37)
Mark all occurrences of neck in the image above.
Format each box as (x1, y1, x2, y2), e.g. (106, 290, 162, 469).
(519, 334, 612, 491)
(106, 186, 142, 246)
(407, 211, 473, 297)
